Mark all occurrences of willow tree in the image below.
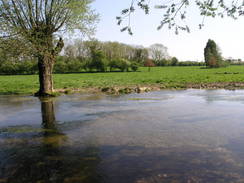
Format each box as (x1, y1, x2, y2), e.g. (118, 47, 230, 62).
(0, 0, 97, 96)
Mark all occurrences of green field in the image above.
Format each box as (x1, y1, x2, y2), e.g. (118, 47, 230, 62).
(1, 66, 244, 95)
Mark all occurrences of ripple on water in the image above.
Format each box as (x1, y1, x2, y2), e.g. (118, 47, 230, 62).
(1, 90, 244, 182)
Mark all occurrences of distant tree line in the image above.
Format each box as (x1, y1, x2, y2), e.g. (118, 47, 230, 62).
(0, 38, 207, 75)
(226, 58, 244, 65)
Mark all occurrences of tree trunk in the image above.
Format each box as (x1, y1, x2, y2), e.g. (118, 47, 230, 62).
(35, 53, 55, 96)
(34, 37, 63, 97)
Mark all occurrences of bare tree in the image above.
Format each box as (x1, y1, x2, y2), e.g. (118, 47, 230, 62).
(149, 44, 170, 65)
(0, 0, 98, 96)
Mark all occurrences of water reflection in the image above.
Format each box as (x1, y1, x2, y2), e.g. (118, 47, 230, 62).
(0, 98, 102, 183)
(41, 98, 56, 130)
(2, 90, 244, 182)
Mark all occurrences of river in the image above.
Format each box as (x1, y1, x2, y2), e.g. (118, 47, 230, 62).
(1, 89, 244, 183)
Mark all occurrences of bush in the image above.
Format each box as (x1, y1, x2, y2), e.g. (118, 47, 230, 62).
(178, 61, 205, 66)
(54, 61, 68, 73)
(88, 50, 107, 72)
(117, 59, 131, 72)
(109, 59, 131, 72)
(171, 57, 179, 66)
(19, 61, 37, 74)
(0, 60, 37, 75)
(54, 56, 84, 73)
(108, 60, 118, 71)
(67, 59, 83, 72)
(130, 62, 139, 71)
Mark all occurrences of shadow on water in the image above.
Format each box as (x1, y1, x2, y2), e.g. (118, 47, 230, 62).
(2, 91, 244, 183)
(98, 145, 244, 183)
(0, 98, 103, 183)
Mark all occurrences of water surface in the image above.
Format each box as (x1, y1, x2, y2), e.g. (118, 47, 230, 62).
(1, 90, 244, 183)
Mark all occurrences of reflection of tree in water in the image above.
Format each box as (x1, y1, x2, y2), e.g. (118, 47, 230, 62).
(1, 98, 102, 183)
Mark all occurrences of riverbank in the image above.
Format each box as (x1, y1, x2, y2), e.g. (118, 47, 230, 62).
(1, 66, 244, 95)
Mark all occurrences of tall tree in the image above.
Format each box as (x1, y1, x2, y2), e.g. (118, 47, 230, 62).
(204, 39, 222, 67)
(0, 0, 98, 96)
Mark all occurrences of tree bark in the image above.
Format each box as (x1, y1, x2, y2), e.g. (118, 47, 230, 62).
(34, 37, 64, 97)
(35, 53, 55, 96)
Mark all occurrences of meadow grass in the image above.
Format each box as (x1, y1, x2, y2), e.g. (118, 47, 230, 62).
(1, 66, 244, 95)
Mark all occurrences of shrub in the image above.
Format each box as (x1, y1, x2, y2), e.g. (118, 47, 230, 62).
(109, 59, 131, 72)
(89, 50, 107, 72)
(108, 60, 118, 71)
(0, 60, 37, 75)
(171, 57, 179, 66)
(54, 61, 68, 73)
(66, 59, 83, 72)
(130, 62, 139, 71)
(117, 59, 131, 72)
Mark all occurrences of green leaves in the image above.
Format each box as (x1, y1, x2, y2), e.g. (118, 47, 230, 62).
(119, 0, 244, 35)
(0, 0, 98, 39)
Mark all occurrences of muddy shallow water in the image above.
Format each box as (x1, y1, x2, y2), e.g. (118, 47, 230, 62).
(1, 89, 244, 183)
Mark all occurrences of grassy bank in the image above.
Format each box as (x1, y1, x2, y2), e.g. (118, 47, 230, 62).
(1, 66, 244, 95)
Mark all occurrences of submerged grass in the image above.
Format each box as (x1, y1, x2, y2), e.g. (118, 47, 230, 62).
(1, 66, 244, 95)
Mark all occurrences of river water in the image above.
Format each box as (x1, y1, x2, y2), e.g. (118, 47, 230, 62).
(1, 89, 244, 183)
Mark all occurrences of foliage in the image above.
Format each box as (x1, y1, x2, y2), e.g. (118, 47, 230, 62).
(131, 62, 139, 72)
(144, 59, 155, 71)
(159, 59, 172, 66)
(144, 59, 155, 67)
(108, 59, 133, 72)
(118, 0, 244, 34)
(133, 48, 149, 64)
(117, 59, 131, 72)
(54, 57, 84, 73)
(88, 50, 107, 72)
(171, 57, 179, 66)
(0, 60, 37, 75)
(0, 0, 98, 42)
(0, 0, 98, 61)
(204, 39, 223, 68)
(178, 61, 205, 66)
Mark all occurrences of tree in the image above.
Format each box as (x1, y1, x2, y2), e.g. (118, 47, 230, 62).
(144, 59, 155, 72)
(64, 44, 76, 59)
(0, 0, 98, 96)
(149, 43, 170, 65)
(118, 1, 243, 34)
(89, 49, 107, 72)
(133, 47, 149, 64)
(204, 39, 222, 68)
(171, 57, 179, 66)
(0, 37, 32, 63)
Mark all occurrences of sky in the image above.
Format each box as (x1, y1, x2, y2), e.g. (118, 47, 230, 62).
(92, 0, 244, 61)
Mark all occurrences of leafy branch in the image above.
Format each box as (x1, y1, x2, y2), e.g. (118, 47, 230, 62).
(118, 0, 244, 35)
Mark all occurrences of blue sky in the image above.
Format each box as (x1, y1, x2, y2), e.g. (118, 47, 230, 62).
(92, 0, 244, 61)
